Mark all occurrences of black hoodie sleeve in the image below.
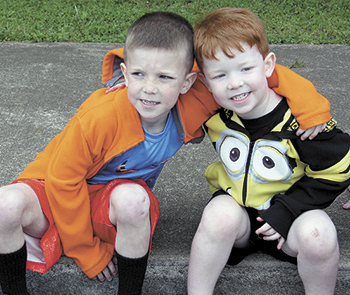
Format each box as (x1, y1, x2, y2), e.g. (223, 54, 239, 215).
(260, 126, 350, 239)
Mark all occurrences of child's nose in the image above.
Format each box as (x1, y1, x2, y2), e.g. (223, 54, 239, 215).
(143, 81, 158, 94)
(228, 75, 244, 89)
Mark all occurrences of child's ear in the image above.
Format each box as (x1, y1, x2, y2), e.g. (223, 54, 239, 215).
(120, 63, 129, 87)
(264, 52, 276, 78)
(180, 72, 197, 94)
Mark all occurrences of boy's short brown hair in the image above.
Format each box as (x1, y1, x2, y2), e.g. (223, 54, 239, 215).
(124, 11, 194, 73)
(194, 7, 269, 72)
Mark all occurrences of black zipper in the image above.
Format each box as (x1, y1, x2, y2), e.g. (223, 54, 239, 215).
(242, 140, 255, 205)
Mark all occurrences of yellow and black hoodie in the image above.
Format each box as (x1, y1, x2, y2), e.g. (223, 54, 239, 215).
(205, 99, 350, 238)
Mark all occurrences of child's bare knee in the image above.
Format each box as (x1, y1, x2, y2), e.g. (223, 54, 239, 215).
(296, 213, 338, 259)
(0, 186, 25, 226)
(200, 199, 242, 240)
(110, 184, 150, 225)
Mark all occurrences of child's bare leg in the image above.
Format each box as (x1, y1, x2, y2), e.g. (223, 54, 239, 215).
(109, 183, 151, 294)
(109, 183, 151, 257)
(0, 183, 49, 294)
(0, 183, 48, 252)
(187, 194, 250, 295)
(282, 210, 338, 295)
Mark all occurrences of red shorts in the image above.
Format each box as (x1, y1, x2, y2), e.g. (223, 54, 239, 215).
(12, 178, 160, 273)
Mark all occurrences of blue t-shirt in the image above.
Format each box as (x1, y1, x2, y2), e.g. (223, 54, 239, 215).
(87, 111, 183, 189)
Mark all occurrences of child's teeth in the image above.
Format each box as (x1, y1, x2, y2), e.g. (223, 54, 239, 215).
(142, 99, 157, 105)
(232, 93, 248, 101)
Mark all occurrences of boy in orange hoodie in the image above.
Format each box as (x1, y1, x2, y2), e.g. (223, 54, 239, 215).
(0, 11, 331, 295)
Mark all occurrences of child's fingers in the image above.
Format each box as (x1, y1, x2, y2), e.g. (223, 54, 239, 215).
(105, 83, 126, 94)
(256, 216, 264, 222)
(94, 260, 117, 282)
(295, 128, 306, 136)
(255, 222, 271, 235)
(296, 123, 327, 141)
(277, 237, 285, 249)
(260, 231, 280, 241)
(308, 123, 326, 139)
(343, 200, 350, 210)
(296, 127, 314, 141)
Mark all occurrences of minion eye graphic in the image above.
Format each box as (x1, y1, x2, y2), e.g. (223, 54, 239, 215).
(262, 156, 275, 169)
(219, 137, 248, 180)
(230, 148, 240, 162)
(252, 145, 292, 183)
(215, 130, 292, 184)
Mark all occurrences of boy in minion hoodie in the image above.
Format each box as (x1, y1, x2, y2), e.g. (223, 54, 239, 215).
(188, 7, 350, 295)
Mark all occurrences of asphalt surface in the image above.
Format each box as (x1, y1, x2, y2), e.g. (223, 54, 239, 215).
(0, 42, 349, 294)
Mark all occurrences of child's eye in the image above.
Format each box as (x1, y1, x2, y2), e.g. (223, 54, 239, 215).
(213, 73, 225, 79)
(242, 67, 252, 72)
(131, 72, 143, 77)
(159, 75, 174, 80)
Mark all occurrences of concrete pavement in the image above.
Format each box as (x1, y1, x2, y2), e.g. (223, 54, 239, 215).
(0, 42, 349, 294)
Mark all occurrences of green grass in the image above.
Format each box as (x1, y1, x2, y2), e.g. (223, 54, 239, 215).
(0, 0, 349, 44)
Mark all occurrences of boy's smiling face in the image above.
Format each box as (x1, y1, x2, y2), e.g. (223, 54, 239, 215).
(121, 47, 196, 133)
(202, 43, 277, 120)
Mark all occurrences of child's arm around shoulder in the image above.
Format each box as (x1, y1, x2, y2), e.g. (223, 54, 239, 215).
(269, 64, 331, 140)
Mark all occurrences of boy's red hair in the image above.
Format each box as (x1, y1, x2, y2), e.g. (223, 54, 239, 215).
(194, 7, 269, 72)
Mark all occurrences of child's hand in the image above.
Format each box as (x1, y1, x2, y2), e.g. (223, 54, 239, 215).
(93, 258, 117, 282)
(343, 185, 350, 209)
(343, 200, 350, 209)
(105, 82, 126, 94)
(256, 217, 285, 249)
(296, 123, 327, 141)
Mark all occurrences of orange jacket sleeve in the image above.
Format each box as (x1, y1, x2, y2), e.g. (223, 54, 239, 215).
(268, 64, 331, 129)
(45, 115, 114, 278)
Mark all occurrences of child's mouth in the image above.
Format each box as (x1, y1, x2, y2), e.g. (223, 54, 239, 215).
(141, 99, 159, 105)
(231, 92, 249, 101)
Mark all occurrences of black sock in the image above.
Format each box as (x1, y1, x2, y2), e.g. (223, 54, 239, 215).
(0, 243, 29, 295)
(116, 251, 148, 295)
